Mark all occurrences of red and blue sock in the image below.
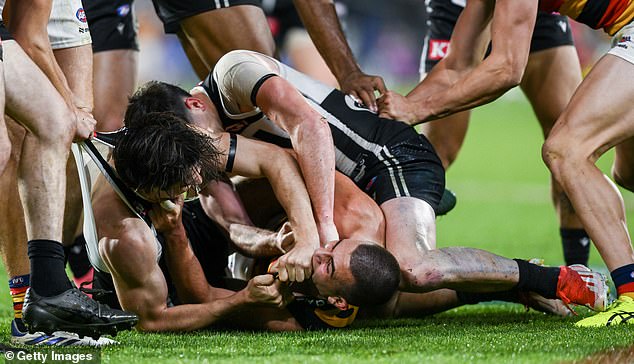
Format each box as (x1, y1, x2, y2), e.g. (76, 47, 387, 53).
(9, 274, 30, 331)
(610, 264, 634, 299)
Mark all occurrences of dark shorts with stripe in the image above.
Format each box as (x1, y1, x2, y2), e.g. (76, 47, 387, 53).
(421, 1, 574, 73)
(93, 199, 231, 308)
(361, 132, 445, 210)
(320, 90, 446, 211)
(151, 0, 262, 34)
(83, 0, 138, 52)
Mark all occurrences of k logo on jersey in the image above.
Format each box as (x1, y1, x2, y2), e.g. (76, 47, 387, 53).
(428, 39, 450, 60)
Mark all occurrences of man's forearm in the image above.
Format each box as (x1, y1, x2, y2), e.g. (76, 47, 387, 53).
(292, 116, 338, 243)
(257, 77, 338, 244)
(229, 224, 287, 257)
(409, 57, 521, 122)
(162, 227, 212, 304)
(137, 290, 252, 332)
(262, 152, 320, 250)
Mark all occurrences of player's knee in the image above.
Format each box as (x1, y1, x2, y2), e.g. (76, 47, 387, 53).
(542, 134, 569, 174)
(98, 238, 119, 264)
(397, 258, 444, 292)
(39, 106, 75, 147)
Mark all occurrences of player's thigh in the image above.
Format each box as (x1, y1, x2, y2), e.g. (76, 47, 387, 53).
(521, 45, 581, 137)
(2, 41, 73, 139)
(93, 49, 138, 131)
(546, 54, 634, 159)
(179, 5, 275, 70)
(382, 196, 437, 261)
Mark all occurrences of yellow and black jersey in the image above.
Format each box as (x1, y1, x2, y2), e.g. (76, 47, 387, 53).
(287, 296, 359, 330)
(540, 0, 634, 35)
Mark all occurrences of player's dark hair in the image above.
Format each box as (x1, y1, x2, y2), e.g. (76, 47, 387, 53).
(125, 81, 192, 127)
(113, 111, 222, 194)
(344, 244, 400, 306)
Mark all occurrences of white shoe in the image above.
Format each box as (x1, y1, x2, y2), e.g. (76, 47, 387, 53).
(11, 320, 118, 347)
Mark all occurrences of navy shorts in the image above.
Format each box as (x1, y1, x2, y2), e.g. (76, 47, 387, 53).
(361, 132, 445, 210)
(83, 0, 138, 52)
(151, 0, 262, 34)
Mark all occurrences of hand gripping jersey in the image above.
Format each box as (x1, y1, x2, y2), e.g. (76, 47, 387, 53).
(196, 50, 446, 211)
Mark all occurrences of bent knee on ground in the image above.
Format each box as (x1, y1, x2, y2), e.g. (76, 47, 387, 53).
(397, 258, 447, 292)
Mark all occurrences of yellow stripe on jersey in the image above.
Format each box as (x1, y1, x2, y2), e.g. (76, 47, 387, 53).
(606, 5, 634, 35)
(313, 305, 359, 328)
(559, 0, 588, 20)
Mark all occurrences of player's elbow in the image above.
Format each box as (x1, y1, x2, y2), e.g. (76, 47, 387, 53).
(503, 67, 524, 89)
(257, 76, 297, 114)
(502, 59, 525, 89)
(134, 314, 165, 332)
(491, 56, 525, 92)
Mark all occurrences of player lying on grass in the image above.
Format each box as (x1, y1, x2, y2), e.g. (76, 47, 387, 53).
(230, 171, 597, 323)
(86, 112, 400, 331)
(123, 49, 453, 292)
(88, 111, 607, 331)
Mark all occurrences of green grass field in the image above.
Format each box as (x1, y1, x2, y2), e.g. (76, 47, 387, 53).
(1, 93, 633, 363)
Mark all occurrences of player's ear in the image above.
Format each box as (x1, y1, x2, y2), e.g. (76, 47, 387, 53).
(184, 97, 206, 111)
(328, 296, 349, 310)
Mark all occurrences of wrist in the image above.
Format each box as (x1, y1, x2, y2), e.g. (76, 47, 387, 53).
(318, 223, 339, 245)
(238, 287, 258, 306)
(162, 225, 187, 242)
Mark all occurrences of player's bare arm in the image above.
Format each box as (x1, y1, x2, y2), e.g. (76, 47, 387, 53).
(93, 176, 290, 332)
(199, 180, 294, 257)
(217, 132, 320, 283)
(293, 0, 386, 110)
(228, 222, 295, 257)
(380, 0, 537, 124)
(256, 75, 339, 245)
(5, 0, 95, 139)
